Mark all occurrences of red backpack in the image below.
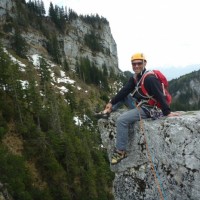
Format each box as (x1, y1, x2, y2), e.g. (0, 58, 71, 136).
(138, 70, 172, 108)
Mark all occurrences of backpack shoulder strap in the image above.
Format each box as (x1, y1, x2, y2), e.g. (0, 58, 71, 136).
(140, 70, 156, 96)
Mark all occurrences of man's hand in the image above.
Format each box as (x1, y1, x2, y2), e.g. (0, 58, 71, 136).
(167, 112, 180, 117)
(104, 102, 112, 113)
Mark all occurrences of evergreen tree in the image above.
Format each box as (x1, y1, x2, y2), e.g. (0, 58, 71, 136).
(84, 31, 103, 53)
(39, 0, 46, 16)
(63, 58, 69, 72)
(48, 3, 66, 31)
(0, 46, 24, 123)
(49, 2, 55, 20)
(68, 8, 78, 21)
(12, 27, 27, 58)
(102, 63, 108, 77)
(46, 34, 61, 64)
(15, 0, 29, 27)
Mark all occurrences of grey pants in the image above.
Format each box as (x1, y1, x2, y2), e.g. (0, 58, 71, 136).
(116, 107, 149, 151)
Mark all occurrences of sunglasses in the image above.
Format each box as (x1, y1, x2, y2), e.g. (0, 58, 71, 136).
(131, 62, 143, 66)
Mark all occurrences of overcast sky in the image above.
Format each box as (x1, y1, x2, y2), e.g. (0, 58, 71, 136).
(40, 0, 200, 72)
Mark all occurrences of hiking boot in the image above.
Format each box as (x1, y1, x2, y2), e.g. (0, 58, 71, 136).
(94, 111, 110, 119)
(111, 149, 127, 165)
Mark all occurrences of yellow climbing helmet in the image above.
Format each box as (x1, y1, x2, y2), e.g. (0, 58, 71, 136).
(131, 53, 146, 62)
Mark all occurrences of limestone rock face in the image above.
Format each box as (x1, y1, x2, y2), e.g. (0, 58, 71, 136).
(62, 18, 119, 73)
(0, 0, 13, 17)
(98, 110, 200, 200)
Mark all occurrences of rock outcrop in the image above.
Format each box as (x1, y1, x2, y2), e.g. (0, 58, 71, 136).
(98, 110, 200, 200)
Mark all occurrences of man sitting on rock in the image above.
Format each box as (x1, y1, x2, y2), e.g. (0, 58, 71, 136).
(96, 53, 179, 165)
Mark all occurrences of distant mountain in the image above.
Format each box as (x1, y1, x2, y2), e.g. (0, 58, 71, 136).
(158, 64, 200, 80)
(123, 64, 200, 81)
(169, 69, 200, 111)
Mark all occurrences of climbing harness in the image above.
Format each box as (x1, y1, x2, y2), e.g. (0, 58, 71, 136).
(149, 107, 163, 120)
(137, 105, 167, 200)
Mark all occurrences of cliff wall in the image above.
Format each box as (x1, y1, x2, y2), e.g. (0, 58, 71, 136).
(0, 0, 120, 74)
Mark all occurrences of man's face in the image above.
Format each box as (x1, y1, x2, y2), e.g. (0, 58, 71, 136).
(131, 59, 146, 74)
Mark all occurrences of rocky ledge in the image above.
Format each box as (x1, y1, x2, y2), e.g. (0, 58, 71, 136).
(98, 110, 200, 200)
